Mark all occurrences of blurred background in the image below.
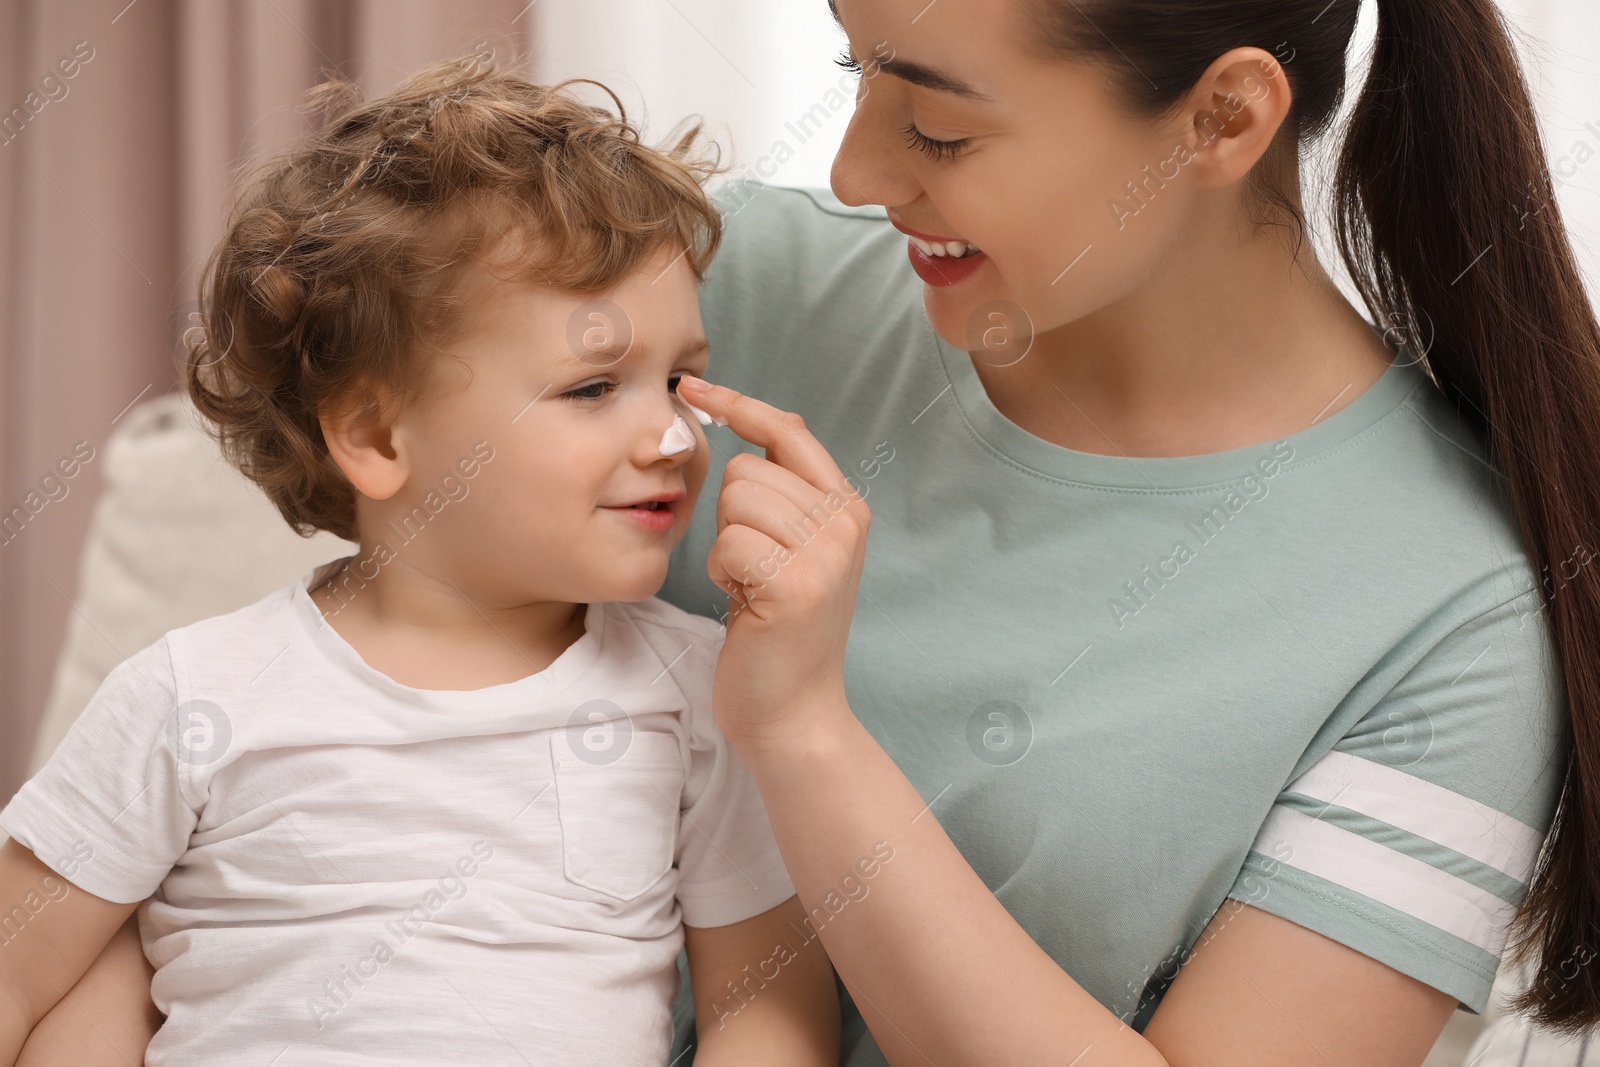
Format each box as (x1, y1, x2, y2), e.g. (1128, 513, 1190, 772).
(2, 0, 1598, 837)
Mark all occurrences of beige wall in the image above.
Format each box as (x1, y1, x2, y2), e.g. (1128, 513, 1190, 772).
(0, 0, 534, 801)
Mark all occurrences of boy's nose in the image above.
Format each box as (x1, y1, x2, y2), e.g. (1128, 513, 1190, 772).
(658, 414, 696, 457)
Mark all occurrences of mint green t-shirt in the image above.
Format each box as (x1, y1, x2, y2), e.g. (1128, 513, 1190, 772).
(660, 180, 1568, 1064)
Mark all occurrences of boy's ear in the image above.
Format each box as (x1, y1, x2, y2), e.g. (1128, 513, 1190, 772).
(319, 385, 410, 502)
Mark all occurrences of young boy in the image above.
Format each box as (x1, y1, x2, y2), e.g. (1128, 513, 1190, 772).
(0, 57, 837, 1066)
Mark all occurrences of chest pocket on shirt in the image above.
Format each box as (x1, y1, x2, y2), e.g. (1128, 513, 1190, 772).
(550, 727, 685, 901)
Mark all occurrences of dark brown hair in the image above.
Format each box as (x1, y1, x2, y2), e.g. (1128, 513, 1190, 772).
(186, 54, 724, 541)
(1031, 0, 1600, 1035)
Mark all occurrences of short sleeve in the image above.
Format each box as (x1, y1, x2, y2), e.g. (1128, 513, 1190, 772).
(669, 622, 797, 928)
(1226, 583, 1568, 1015)
(0, 636, 200, 904)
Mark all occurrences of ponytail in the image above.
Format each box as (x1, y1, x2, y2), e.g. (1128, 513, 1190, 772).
(1032, 0, 1600, 1034)
(1336, 0, 1600, 1035)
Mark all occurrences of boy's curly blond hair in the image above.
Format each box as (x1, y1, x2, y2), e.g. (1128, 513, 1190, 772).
(186, 54, 724, 542)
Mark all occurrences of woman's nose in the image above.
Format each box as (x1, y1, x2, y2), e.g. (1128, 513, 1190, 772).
(831, 86, 920, 209)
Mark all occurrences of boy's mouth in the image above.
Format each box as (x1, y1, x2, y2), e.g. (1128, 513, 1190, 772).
(605, 490, 685, 510)
(601, 491, 684, 534)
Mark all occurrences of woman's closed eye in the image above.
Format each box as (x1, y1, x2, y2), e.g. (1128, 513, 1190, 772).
(836, 49, 972, 162)
(902, 122, 970, 163)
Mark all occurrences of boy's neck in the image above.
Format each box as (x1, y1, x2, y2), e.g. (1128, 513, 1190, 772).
(308, 551, 590, 691)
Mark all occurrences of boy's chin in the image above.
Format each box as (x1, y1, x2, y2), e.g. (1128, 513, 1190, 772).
(601, 563, 671, 604)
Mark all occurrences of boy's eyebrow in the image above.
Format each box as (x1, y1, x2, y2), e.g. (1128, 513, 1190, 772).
(564, 337, 710, 369)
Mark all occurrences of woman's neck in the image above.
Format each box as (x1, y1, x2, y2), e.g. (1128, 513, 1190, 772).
(974, 215, 1396, 459)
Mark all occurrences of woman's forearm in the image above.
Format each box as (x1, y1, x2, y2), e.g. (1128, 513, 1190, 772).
(741, 699, 1167, 1067)
(15, 914, 158, 1067)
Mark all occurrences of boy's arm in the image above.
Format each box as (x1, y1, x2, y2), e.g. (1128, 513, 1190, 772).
(15, 914, 159, 1067)
(0, 839, 138, 1065)
(686, 894, 840, 1066)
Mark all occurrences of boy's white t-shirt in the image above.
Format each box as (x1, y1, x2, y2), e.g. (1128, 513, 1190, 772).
(1, 560, 796, 1066)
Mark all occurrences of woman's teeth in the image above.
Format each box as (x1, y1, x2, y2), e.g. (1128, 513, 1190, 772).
(909, 236, 982, 259)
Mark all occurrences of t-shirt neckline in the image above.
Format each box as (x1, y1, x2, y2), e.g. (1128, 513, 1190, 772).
(930, 329, 1427, 491)
(290, 558, 606, 712)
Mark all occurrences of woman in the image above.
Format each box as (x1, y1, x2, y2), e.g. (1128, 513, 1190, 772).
(19, 0, 1600, 1063)
(659, 0, 1596, 1061)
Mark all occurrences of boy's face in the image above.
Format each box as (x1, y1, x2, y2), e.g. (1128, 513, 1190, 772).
(375, 243, 713, 607)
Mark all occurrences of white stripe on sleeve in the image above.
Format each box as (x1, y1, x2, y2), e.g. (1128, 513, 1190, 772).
(1284, 750, 1542, 883)
(1250, 806, 1520, 955)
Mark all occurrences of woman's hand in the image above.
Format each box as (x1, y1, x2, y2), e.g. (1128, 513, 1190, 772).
(676, 375, 868, 756)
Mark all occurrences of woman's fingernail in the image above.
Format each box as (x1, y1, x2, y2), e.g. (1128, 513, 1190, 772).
(677, 377, 730, 426)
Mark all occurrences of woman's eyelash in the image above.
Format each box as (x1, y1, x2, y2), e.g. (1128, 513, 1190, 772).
(835, 49, 968, 162)
(902, 121, 969, 163)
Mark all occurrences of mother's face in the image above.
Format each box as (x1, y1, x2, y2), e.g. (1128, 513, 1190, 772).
(829, 0, 1213, 352)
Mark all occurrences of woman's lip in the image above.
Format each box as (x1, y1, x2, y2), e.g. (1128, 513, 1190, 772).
(890, 220, 972, 245)
(907, 241, 989, 288)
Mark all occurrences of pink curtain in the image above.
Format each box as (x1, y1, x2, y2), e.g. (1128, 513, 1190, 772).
(0, 0, 535, 799)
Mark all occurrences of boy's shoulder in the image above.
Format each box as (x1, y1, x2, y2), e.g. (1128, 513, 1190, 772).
(166, 576, 302, 640)
(158, 571, 315, 683)
(604, 599, 726, 736)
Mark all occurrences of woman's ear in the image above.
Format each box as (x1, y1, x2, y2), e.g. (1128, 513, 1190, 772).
(319, 386, 410, 502)
(1175, 46, 1294, 190)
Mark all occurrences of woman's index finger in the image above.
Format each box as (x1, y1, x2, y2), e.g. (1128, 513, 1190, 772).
(678, 376, 856, 498)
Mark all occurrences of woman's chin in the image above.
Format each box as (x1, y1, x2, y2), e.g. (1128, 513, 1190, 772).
(922, 292, 976, 352)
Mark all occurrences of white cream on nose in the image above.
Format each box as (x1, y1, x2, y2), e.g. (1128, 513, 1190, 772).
(658, 414, 697, 457)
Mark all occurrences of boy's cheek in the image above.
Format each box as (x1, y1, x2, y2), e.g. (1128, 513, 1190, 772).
(683, 451, 711, 510)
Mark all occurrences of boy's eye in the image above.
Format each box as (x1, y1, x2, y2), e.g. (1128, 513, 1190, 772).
(564, 380, 615, 401)
(562, 377, 691, 402)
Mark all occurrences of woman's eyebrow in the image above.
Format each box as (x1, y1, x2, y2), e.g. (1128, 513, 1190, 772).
(828, 1, 992, 102)
(876, 56, 991, 101)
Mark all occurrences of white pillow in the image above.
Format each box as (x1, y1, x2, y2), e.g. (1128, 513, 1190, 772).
(30, 393, 355, 769)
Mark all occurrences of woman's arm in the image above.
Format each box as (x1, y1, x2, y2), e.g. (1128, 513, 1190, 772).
(685, 895, 840, 1065)
(733, 697, 1456, 1067)
(676, 375, 1459, 1067)
(0, 840, 138, 1065)
(15, 914, 159, 1067)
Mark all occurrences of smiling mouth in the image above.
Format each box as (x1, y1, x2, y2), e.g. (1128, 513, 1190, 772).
(905, 235, 984, 259)
(891, 218, 986, 260)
